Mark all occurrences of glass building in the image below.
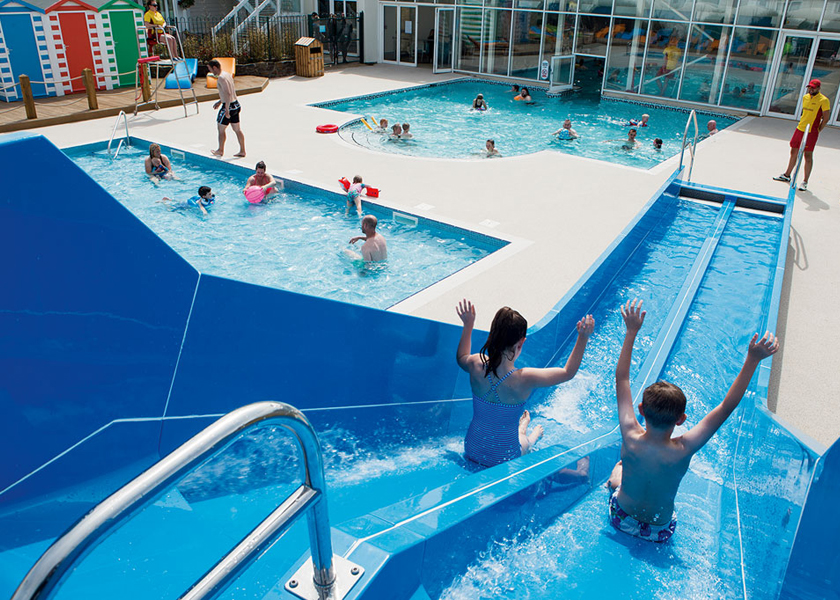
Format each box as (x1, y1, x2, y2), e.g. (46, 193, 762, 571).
(366, 0, 840, 124)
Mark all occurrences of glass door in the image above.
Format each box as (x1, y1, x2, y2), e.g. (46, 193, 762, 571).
(434, 8, 455, 73)
(812, 38, 840, 126)
(400, 6, 417, 65)
(383, 5, 398, 62)
(765, 34, 815, 117)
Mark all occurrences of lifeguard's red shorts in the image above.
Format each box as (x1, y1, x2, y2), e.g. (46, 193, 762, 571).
(790, 127, 819, 152)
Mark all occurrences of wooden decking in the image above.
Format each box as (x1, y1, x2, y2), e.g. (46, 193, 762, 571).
(0, 76, 269, 133)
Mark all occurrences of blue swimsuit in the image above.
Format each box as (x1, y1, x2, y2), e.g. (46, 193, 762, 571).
(464, 369, 524, 467)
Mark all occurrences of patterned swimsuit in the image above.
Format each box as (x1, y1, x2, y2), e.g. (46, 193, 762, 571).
(464, 369, 524, 467)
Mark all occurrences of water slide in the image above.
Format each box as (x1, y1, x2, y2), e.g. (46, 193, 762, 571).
(2, 133, 838, 600)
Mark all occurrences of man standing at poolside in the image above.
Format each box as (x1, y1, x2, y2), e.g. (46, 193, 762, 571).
(773, 79, 830, 191)
(208, 59, 246, 158)
(348, 215, 388, 262)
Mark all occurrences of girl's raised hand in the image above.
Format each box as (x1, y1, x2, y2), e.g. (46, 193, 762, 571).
(577, 314, 595, 337)
(456, 299, 476, 327)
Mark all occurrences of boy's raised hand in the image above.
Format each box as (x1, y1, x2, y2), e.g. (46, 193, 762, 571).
(747, 332, 779, 361)
(621, 299, 646, 333)
(456, 299, 476, 327)
(576, 314, 595, 338)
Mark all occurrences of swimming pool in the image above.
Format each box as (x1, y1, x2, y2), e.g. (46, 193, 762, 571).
(66, 141, 504, 310)
(316, 79, 737, 167)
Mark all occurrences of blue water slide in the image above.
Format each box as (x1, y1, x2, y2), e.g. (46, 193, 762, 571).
(164, 59, 197, 89)
(2, 133, 839, 599)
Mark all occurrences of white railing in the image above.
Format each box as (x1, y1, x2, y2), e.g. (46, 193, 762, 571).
(678, 109, 699, 181)
(107, 111, 130, 156)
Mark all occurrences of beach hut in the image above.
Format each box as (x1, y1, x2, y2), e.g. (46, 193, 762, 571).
(40, 0, 109, 94)
(94, 0, 146, 88)
(0, 0, 54, 100)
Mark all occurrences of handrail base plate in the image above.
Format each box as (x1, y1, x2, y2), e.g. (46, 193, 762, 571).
(286, 556, 364, 600)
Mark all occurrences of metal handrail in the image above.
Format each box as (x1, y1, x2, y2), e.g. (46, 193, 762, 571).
(12, 402, 337, 600)
(107, 111, 130, 156)
(789, 123, 810, 194)
(678, 109, 699, 181)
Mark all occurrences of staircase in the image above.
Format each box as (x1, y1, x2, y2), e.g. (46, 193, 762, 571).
(212, 0, 280, 51)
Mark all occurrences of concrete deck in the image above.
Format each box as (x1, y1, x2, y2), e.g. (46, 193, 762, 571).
(29, 63, 840, 448)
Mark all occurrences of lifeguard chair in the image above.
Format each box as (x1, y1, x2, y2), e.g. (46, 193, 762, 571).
(134, 25, 198, 117)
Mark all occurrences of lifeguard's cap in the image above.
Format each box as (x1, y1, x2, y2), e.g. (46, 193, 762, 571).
(808, 78, 821, 88)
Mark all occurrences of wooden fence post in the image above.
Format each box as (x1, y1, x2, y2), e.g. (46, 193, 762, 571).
(19, 75, 36, 119)
(82, 68, 98, 110)
(141, 64, 151, 102)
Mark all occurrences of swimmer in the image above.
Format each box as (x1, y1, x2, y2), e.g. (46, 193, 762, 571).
(374, 118, 389, 133)
(484, 139, 501, 157)
(401, 122, 413, 139)
(346, 174, 367, 217)
(707, 119, 719, 135)
(629, 114, 649, 127)
(510, 84, 520, 94)
(158, 185, 215, 216)
(144, 143, 175, 183)
(653, 137, 663, 151)
(622, 128, 641, 150)
(552, 118, 578, 140)
(473, 94, 488, 111)
(347, 214, 388, 262)
(390, 124, 403, 140)
(515, 87, 533, 102)
(244, 160, 282, 199)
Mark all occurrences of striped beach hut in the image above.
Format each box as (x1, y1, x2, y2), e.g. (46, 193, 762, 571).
(94, 0, 146, 88)
(0, 0, 55, 101)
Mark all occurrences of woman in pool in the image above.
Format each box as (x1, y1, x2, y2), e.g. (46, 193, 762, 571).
(472, 93, 488, 111)
(514, 87, 533, 102)
(456, 300, 595, 467)
(144, 143, 175, 183)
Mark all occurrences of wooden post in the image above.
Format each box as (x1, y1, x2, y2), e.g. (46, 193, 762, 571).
(141, 64, 151, 102)
(82, 68, 98, 110)
(19, 75, 36, 120)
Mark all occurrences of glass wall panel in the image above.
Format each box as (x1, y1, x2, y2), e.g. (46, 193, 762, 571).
(651, 0, 692, 21)
(678, 25, 731, 104)
(814, 38, 840, 119)
(719, 27, 778, 111)
(736, 0, 786, 28)
(481, 9, 513, 75)
(546, 0, 576, 9)
(515, 0, 544, 9)
(765, 34, 813, 114)
(613, 0, 651, 18)
(456, 0, 482, 5)
(821, 0, 840, 31)
(400, 6, 416, 62)
(577, 0, 613, 14)
(486, 0, 513, 8)
(576, 14, 610, 55)
(784, 0, 826, 30)
(640, 21, 686, 98)
(550, 56, 574, 85)
(604, 17, 647, 92)
(541, 12, 574, 58)
(455, 7, 482, 71)
(510, 10, 543, 78)
(383, 5, 398, 61)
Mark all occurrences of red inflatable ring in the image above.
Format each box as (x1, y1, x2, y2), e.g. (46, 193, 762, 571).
(316, 124, 339, 134)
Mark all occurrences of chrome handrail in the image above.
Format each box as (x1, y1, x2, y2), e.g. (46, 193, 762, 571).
(107, 110, 130, 156)
(678, 109, 699, 181)
(789, 123, 810, 194)
(12, 402, 337, 600)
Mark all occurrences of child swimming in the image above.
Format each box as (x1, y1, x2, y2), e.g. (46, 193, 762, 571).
(628, 114, 650, 127)
(484, 139, 501, 157)
(472, 94, 488, 111)
(608, 299, 778, 542)
(158, 185, 215, 215)
(552, 119, 579, 140)
(144, 143, 175, 184)
(456, 300, 595, 467)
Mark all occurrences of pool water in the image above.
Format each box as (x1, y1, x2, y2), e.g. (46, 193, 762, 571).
(437, 208, 792, 600)
(318, 80, 737, 167)
(67, 145, 502, 310)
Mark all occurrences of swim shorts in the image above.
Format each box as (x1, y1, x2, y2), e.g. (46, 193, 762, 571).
(790, 127, 819, 152)
(609, 489, 676, 543)
(217, 100, 241, 126)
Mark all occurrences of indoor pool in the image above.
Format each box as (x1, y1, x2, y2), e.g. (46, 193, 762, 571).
(66, 142, 503, 310)
(317, 79, 737, 167)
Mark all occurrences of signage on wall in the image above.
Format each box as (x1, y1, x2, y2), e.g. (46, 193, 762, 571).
(405, 20, 412, 34)
(540, 59, 549, 80)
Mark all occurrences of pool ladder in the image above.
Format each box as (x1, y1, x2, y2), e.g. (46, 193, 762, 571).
(678, 109, 699, 182)
(11, 402, 364, 600)
(107, 111, 130, 159)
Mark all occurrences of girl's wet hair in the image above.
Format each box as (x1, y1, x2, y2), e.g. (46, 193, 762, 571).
(480, 307, 527, 377)
(149, 143, 161, 157)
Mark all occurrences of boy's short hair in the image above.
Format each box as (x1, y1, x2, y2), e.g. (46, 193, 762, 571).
(256, 160, 266, 170)
(642, 381, 686, 428)
(207, 59, 221, 69)
(198, 185, 212, 197)
(352, 175, 362, 183)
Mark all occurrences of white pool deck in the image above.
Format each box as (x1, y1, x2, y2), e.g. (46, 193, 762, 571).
(33, 64, 840, 449)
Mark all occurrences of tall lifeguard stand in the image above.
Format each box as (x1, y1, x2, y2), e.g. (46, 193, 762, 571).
(134, 24, 198, 117)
